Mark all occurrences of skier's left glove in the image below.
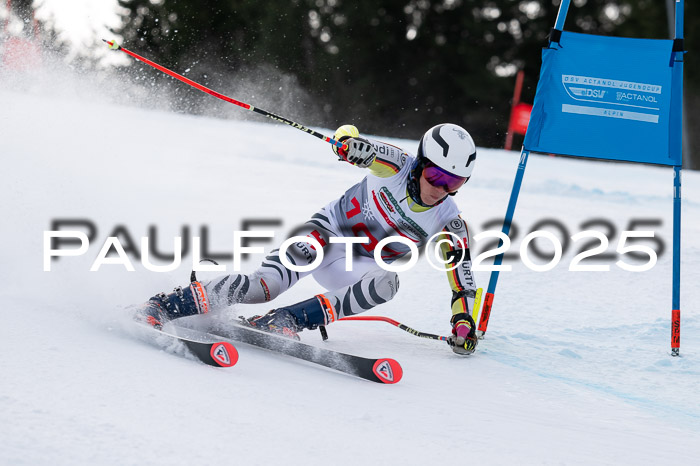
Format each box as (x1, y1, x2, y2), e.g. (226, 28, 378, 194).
(447, 313, 478, 356)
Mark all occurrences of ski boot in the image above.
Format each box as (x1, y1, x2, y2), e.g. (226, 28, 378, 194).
(135, 281, 210, 329)
(246, 295, 331, 340)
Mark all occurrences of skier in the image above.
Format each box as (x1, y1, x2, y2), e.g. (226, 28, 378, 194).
(136, 123, 479, 355)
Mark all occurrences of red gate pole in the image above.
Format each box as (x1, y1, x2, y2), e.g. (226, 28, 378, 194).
(504, 70, 525, 151)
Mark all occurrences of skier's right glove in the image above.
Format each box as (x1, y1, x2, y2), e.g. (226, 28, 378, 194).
(339, 137, 377, 168)
(447, 313, 478, 356)
(332, 124, 377, 168)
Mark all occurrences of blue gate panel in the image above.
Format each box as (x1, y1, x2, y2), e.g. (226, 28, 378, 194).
(523, 31, 680, 166)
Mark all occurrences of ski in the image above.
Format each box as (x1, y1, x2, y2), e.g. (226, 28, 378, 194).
(137, 323, 239, 368)
(194, 321, 403, 384)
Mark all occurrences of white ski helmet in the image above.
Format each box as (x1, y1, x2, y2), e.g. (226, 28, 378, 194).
(407, 123, 477, 207)
(418, 123, 477, 178)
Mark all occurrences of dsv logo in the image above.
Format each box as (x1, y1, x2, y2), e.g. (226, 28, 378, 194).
(570, 87, 607, 98)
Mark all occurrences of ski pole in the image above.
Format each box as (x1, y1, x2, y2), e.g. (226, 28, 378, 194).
(103, 40, 346, 151)
(339, 285, 483, 342)
(338, 316, 449, 342)
(471, 287, 483, 331)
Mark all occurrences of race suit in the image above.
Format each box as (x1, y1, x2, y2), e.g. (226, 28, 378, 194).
(204, 137, 477, 325)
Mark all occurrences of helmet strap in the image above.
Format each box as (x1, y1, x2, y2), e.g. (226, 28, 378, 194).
(407, 158, 429, 207)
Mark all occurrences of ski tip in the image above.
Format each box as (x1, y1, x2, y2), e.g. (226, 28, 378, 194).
(210, 341, 239, 367)
(372, 358, 403, 384)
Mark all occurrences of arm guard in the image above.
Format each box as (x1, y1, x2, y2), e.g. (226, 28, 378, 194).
(436, 216, 477, 320)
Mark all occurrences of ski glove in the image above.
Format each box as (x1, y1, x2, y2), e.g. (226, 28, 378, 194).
(448, 313, 478, 356)
(337, 137, 377, 168)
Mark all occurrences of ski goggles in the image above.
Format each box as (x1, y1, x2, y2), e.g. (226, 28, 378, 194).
(422, 161, 468, 191)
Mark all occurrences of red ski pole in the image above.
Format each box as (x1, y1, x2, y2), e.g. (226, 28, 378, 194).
(338, 316, 449, 342)
(103, 40, 346, 151)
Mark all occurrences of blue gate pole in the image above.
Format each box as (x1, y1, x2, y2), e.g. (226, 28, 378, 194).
(671, 166, 681, 355)
(476, 0, 574, 337)
(670, 0, 684, 356)
(477, 149, 529, 337)
(553, 0, 572, 31)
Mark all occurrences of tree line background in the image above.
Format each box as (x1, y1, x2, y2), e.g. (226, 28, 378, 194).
(7, 0, 700, 168)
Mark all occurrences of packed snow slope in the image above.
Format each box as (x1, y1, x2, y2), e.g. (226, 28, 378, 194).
(1, 68, 700, 465)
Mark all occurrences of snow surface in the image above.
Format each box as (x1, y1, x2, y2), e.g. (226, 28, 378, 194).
(1, 60, 700, 465)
